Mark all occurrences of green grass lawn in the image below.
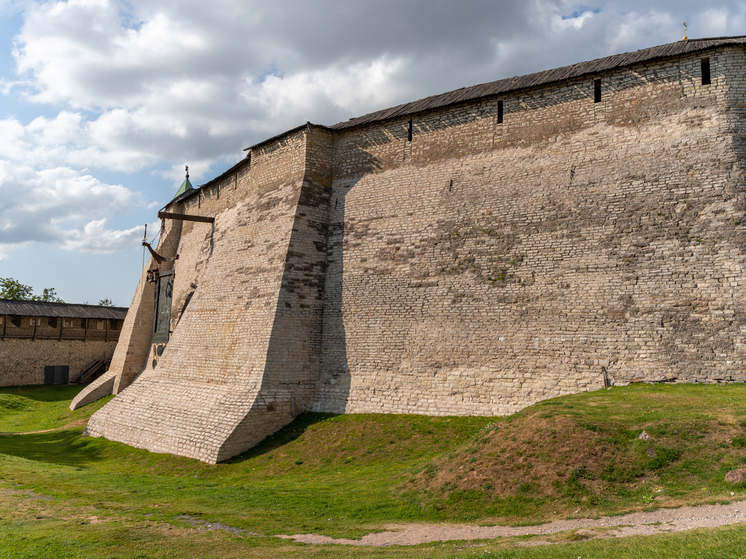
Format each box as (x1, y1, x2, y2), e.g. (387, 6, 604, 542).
(1, 383, 746, 558)
(0, 384, 112, 432)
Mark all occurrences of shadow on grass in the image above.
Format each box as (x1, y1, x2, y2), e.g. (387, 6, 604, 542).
(0, 428, 103, 467)
(223, 412, 336, 464)
(0, 384, 86, 403)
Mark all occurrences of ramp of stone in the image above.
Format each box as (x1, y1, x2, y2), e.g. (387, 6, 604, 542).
(82, 133, 327, 463)
(85, 377, 263, 463)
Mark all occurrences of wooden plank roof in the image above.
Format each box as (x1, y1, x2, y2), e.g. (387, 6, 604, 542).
(330, 37, 746, 131)
(0, 299, 128, 319)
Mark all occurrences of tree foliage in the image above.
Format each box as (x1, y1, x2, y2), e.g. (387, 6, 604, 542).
(0, 278, 33, 300)
(38, 288, 64, 303)
(98, 298, 115, 307)
(0, 278, 64, 303)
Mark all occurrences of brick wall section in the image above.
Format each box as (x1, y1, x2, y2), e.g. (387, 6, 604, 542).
(313, 48, 746, 416)
(0, 339, 117, 387)
(217, 129, 333, 460)
(85, 131, 333, 463)
(84, 45, 746, 462)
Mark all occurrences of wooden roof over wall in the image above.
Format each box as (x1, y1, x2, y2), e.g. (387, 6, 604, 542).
(330, 36, 746, 131)
(0, 299, 128, 319)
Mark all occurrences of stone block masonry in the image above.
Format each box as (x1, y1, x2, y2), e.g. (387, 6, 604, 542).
(0, 339, 118, 387)
(80, 38, 746, 463)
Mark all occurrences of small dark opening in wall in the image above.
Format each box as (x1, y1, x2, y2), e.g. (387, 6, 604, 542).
(594, 79, 602, 103)
(407, 119, 413, 142)
(701, 58, 711, 85)
(10, 315, 20, 327)
(497, 100, 503, 124)
(49, 317, 57, 328)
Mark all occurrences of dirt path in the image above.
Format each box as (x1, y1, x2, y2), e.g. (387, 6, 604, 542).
(277, 500, 746, 546)
(0, 418, 88, 435)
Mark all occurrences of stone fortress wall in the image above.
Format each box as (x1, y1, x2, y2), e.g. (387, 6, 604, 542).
(76, 38, 746, 463)
(0, 304, 126, 387)
(0, 339, 118, 387)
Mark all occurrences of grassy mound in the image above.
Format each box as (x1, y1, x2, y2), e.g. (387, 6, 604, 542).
(407, 383, 746, 521)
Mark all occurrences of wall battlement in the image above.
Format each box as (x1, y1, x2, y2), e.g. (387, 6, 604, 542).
(76, 38, 746, 463)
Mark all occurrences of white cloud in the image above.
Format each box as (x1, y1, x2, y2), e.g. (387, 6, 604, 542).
(0, 161, 140, 253)
(8, 0, 416, 172)
(0, 0, 744, 257)
(59, 218, 143, 253)
(8, 0, 744, 177)
(553, 10, 597, 31)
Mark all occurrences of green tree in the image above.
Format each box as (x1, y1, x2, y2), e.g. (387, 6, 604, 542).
(98, 298, 115, 307)
(0, 278, 34, 300)
(35, 288, 64, 303)
(0, 278, 64, 303)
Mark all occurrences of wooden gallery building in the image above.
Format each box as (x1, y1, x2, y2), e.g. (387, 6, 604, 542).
(0, 299, 128, 387)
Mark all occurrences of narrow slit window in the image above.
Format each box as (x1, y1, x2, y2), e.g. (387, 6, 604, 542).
(594, 79, 602, 103)
(497, 100, 504, 124)
(701, 58, 711, 85)
(407, 120, 413, 142)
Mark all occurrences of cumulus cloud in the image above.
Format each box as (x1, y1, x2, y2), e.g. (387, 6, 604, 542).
(0, 161, 141, 252)
(1, 0, 745, 255)
(10, 0, 746, 168)
(58, 219, 144, 253)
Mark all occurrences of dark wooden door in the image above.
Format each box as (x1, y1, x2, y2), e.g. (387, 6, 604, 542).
(45, 365, 69, 384)
(153, 270, 174, 343)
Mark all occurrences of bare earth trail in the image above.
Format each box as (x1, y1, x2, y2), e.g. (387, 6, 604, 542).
(276, 501, 746, 547)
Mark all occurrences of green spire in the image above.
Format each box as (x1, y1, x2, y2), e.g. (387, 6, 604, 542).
(174, 165, 193, 198)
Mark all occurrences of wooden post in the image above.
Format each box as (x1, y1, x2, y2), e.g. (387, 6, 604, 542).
(32, 317, 37, 341)
(105, 318, 109, 342)
(59, 318, 63, 341)
(2, 315, 5, 340)
(83, 318, 87, 342)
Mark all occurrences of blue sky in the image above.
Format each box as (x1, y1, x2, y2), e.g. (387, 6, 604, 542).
(0, 0, 744, 307)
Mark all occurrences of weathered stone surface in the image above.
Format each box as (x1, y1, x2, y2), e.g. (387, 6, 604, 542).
(82, 42, 746, 463)
(0, 338, 117, 388)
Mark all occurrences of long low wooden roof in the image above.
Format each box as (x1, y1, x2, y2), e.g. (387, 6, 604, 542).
(0, 299, 128, 319)
(330, 36, 746, 131)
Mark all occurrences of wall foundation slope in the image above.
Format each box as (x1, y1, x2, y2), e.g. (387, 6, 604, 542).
(84, 131, 331, 463)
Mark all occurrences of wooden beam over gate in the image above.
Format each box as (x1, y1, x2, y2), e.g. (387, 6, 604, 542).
(158, 211, 214, 224)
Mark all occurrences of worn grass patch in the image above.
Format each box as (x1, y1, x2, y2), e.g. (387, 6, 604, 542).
(2, 384, 746, 557)
(408, 383, 746, 522)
